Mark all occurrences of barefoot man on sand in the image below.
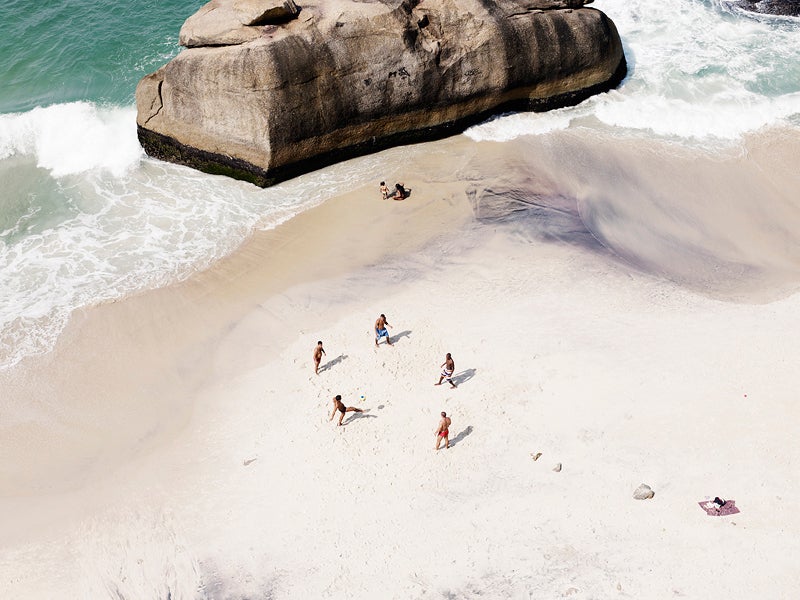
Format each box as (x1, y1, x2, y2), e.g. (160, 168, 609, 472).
(330, 394, 363, 426)
(435, 411, 451, 450)
(375, 313, 393, 347)
(313, 340, 326, 374)
(436, 352, 457, 388)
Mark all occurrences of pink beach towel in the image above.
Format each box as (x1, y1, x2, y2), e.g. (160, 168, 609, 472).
(698, 499, 740, 516)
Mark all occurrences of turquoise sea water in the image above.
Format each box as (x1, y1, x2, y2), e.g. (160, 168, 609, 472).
(0, 0, 390, 367)
(0, 0, 201, 113)
(1, 0, 800, 368)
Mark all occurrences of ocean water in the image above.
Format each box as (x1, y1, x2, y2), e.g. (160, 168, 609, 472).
(1, 1, 800, 598)
(0, 0, 391, 368)
(0, 0, 798, 365)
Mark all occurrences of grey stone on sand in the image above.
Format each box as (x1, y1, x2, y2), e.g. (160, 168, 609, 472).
(136, 0, 627, 187)
(633, 483, 655, 500)
(553, 463, 562, 472)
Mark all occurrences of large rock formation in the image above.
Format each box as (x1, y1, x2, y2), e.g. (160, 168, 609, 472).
(734, 0, 800, 16)
(136, 0, 626, 187)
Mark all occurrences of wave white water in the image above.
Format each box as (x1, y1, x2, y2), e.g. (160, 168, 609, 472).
(0, 103, 143, 176)
(2, 0, 799, 370)
(2, 1, 800, 598)
(467, 0, 800, 144)
(0, 102, 396, 368)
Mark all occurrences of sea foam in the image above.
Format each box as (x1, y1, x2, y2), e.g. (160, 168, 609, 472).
(0, 102, 143, 177)
(467, 0, 800, 144)
(0, 103, 395, 369)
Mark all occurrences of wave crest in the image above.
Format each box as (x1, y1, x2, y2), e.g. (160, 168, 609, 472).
(0, 102, 143, 177)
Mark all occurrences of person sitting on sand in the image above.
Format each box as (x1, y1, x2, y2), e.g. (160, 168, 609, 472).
(435, 352, 457, 388)
(330, 394, 363, 426)
(375, 313, 393, 347)
(313, 340, 326, 374)
(392, 182, 407, 200)
(380, 181, 389, 200)
(435, 411, 452, 450)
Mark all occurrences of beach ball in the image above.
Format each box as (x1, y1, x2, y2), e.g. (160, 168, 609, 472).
(359, 394, 366, 402)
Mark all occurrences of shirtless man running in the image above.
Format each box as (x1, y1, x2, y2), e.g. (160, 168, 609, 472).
(374, 313, 393, 347)
(435, 352, 457, 388)
(313, 340, 326, 374)
(435, 411, 452, 450)
(330, 394, 363, 426)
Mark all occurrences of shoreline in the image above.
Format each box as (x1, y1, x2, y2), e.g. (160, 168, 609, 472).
(4, 1, 800, 594)
(0, 136, 478, 501)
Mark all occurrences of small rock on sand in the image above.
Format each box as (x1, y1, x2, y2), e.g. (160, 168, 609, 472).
(633, 483, 654, 500)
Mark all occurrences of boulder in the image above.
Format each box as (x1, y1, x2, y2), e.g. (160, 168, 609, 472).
(137, 0, 627, 187)
(179, 0, 301, 47)
(734, 0, 800, 16)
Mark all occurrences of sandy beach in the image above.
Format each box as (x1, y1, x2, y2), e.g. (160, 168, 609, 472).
(2, 130, 800, 599)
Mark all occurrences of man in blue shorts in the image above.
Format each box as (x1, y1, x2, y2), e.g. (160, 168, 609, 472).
(374, 313, 393, 347)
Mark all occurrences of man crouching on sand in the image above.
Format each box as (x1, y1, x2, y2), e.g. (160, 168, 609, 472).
(330, 394, 363, 426)
(435, 411, 451, 450)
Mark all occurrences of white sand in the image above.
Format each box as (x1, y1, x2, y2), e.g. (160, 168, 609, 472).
(2, 133, 800, 598)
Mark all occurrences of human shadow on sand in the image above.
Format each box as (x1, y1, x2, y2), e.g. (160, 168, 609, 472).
(319, 354, 348, 373)
(452, 368, 476, 386)
(344, 410, 378, 426)
(449, 425, 473, 447)
(389, 330, 412, 344)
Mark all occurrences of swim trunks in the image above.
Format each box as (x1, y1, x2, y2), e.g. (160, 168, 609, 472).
(338, 404, 347, 414)
(441, 369, 453, 378)
(376, 328, 389, 338)
(438, 429, 449, 437)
